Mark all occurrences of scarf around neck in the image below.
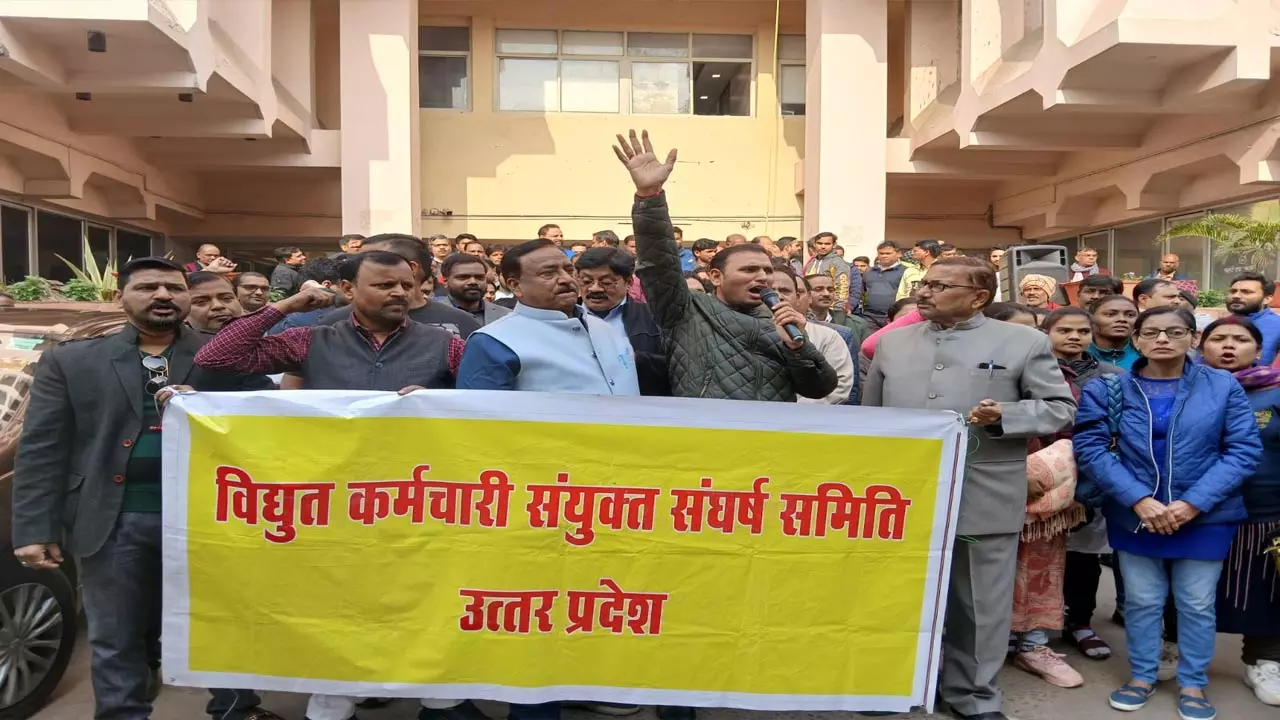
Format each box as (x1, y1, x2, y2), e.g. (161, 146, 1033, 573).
(1235, 365, 1280, 391)
(1070, 263, 1100, 276)
(1060, 355, 1099, 379)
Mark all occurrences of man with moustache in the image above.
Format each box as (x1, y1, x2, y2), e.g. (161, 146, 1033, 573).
(443, 253, 510, 327)
(1227, 271, 1280, 364)
(13, 257, 280, 720)
(575, 247, 669, 396)
(185, 271, 243, 333)
(232, 271, 271, 313)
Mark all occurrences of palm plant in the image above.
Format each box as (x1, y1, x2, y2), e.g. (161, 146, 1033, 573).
(1159, 213, 1280, 274)
(55, 236, 117, 302)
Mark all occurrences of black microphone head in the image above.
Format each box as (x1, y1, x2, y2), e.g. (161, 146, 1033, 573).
(758, 287, 781, 308)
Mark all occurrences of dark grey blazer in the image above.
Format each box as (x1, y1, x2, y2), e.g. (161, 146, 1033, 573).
(12, 324, 272, 557)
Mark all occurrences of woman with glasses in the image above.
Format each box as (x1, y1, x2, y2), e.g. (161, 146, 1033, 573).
(1198, 316, 1280, 707)
(1075, 306, 1262, 720)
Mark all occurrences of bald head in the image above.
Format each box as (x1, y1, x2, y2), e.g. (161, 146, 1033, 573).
(195, 244, 221, 266)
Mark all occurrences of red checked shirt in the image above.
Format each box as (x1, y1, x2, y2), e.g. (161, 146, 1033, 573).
(195, 307, 465, 377)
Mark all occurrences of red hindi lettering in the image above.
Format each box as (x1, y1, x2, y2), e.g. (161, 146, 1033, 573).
(671, 477, 771, 535)
(347, 481, 396, 525)
(597, 487, 661, 534)
(866, 484, 912, 540)
(779, 482, 911, 540)
(458, 588, 559, 634)
(416, 465, 514, 528)
(258, 481, 336, 544)
(566, 578, 668, 636)
(215, 466, 260, 524)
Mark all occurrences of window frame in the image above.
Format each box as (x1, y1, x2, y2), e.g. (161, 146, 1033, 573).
(418, 25, 472, 112)
(493, 29, 756, 117)
(777, 34, 805, 117)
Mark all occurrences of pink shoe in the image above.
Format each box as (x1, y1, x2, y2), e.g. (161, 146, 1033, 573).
(1014, 645, 1085, 688)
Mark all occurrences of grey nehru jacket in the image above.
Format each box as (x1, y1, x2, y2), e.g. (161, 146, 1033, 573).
(301, 321, 455, 391)
(862, 313, 1076, 535)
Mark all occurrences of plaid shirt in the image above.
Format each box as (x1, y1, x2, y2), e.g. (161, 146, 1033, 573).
(195, 307, 465, 378)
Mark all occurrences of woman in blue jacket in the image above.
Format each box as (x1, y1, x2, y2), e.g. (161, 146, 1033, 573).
(1199, 315, 1280, 707)
(1075, 306, 1262, 720)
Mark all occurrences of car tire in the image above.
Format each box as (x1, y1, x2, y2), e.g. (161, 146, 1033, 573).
(0, 563, 77, 720)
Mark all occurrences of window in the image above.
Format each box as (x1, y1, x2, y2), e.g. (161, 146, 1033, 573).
(1080, 231, 1111, 275)
(419, 26, 470, 110)
(117, 229, 154, 263)
(0, 205, 29, 283)
(1111, 220, 1162, 279)
(35, 210, 82, 283)
(87, 224, 111, 270)
(778, 35, 805, 116)
(1163, 213, 1207, 288)
(1209, 201, 1280, 290)
(495, 29, 754, 116)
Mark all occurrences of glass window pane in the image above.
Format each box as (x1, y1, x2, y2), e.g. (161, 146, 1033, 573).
(419, 26, 470, 52)
(1163, 213, 1206, 289)
(498, 58, 558, 111)
(627, 33, 689, 58)
(1210, 202, 1280, 290)
(35, 210, 81, 283)
(496, 29, 557, 55)
(563, 31, 622, 56)
(1082, 231, 1110, 275)
(0, 206, 30, 284)
(561, 60, 619, 113)
(779, 63, 805, 115)
(693, 33, 753, 59)
(631, 62, 690, 114)
(693, 61, 750, 116)
(778, 35, 805, 62)
(419, 55, 468, 109)
(87, 224, 110, 270)
(117, 230, 152, 263)
(1111, 220, 1163, 279)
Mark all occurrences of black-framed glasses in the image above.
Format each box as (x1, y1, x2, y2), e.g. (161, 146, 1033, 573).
(919, 281, 981, 294)
(1137, 327, 1193, 340)
(142, 354, 169, 396)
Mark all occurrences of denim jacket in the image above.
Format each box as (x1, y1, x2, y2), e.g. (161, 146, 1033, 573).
(1074, 359, 1262, 532)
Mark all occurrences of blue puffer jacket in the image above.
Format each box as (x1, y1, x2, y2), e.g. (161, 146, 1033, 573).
(1074, 359, 1262, 533)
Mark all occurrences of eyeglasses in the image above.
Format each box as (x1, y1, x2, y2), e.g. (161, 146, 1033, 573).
(1137, 327, 1193, 340)
(142, 354, 169, 396)
(579, 275, 623, 290)
(919, 281, 981, 294)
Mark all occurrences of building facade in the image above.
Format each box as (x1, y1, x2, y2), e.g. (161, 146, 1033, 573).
(0, 0, 1277, 289)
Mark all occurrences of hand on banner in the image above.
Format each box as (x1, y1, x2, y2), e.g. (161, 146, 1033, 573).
(273, 286, 334, 316)
(398, 385, 426, 396)
(14, 543, 62, 570)
(966, 399, 1002, 426)
(769, 299, 807, 350)
(612, 129, 677, 198)
(155, 385, 195, 416)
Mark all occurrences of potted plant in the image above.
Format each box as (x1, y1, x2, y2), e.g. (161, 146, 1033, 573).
(55, 237, 117, 303)
(1160, 212, 1280, 307)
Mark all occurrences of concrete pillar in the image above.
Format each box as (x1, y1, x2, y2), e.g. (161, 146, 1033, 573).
(339, 0, 421, 236)
(803, 0, 888, 257)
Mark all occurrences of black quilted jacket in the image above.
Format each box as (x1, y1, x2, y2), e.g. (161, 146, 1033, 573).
(632, 193, 837, 402)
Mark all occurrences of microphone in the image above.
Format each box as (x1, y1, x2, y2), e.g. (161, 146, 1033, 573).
(758, 288, 806, 347)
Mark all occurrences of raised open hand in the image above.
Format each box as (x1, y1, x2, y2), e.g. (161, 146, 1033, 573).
(612, 129, 677, 197)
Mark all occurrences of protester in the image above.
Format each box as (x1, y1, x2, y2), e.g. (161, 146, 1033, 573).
(332, 234, 364, 257)
(1133, 278, 1185, 311)
(1069, 247, 1110, 281)
(1075, 274, 1122, 309)
(185, 271, 243, 333)
(939, 243, 959, 258)
(232, 271, 271, 313)
(691, 238, 718, 270)
(316, 234, 480, 340)
(864, 256, 1076, 720)
(574, 247, 669, 397)
(990, 245, 1008, 269)
(1086, 295, 1140, 370)
(1019, 274, 1059, 310)
(1198, 316, 1280, 707)
(461, 239, 487, 258)
(487, 245, 506, 266)
(13, 257, 280, 720)
(442, 253, 511, 327)
(615, 129, 836, 403)
(896, 239, 941, 300)
(863, 241, 907, 327)
(537, 223, 565, 248)
(428, 234, 455, 263)
(778, 235, 803, 275)
(1149, 253, 1188, 281)
(752, 235, 779, 257)
(268, 255, 349, 334)
(183, 243, 236, 274)
(1228, 272, 1280, 365)
(1075, 306, 1261, 719)
(806, 273, 871, 346)
(851, 255, 870, 273)
(624, 235, 637, 255)
(269, 246, 307, 298)
(773, 265, 853, 405)
(1042, 308, 1123, 664)
(805, 231, 862, 312)
(725, 233, 747, 246)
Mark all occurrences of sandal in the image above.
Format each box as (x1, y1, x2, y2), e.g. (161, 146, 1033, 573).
(1177, 693, 1217, 720)
(1109, 683, 1155, 711)
(1066, 626, 1112, 660)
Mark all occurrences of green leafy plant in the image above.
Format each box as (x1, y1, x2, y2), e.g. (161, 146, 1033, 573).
(1197, 289, 1226, 307)
(1120, 272, 1143, 281)
(55, 236, 117, 302)
(1159, 213, 1280, 274)
(269, 289, 286, 303)
(61, 277, 101, 302)
(6, 276, 51, 302)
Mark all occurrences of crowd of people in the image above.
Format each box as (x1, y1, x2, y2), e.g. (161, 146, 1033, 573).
(8, 129, 1280, 720)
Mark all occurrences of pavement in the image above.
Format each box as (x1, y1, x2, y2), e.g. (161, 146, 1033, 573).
(34, 572, 1276, 720)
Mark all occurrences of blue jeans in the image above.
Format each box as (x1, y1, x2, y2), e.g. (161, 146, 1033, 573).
(1117, 551, 1222, 689)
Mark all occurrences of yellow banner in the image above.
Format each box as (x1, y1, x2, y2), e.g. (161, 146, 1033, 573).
(162, 391, 965, 713)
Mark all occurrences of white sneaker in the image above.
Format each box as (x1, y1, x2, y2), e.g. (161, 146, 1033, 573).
(1158, 642, 1180, 682)
(1245, 659, 1280, 706)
